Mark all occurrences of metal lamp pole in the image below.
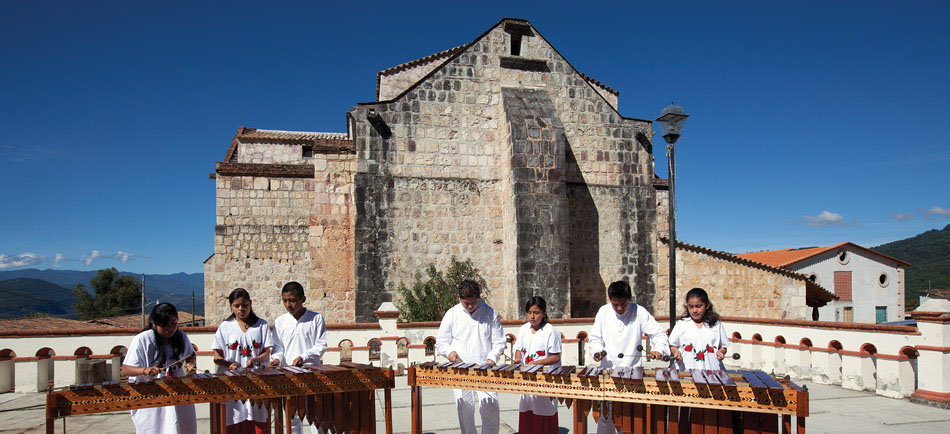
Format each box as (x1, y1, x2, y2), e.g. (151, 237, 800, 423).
(655, 103, 689, 331)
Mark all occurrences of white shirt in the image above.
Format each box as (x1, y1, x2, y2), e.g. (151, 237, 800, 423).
(587, 303, 670, 369)
(271, 309, 328, 366)
(513, 322, 561, 416)
(123, 329, 197, 434)
(211, 317, 273, 425)
(435, 300, 506, 364)
(669, 317, 731, 370)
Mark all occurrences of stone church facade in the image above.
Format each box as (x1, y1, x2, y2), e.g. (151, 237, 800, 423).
(205, 18, 825, 324)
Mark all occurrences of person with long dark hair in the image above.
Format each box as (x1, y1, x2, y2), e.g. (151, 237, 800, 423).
(211, 288, 273, 434)
(121, 302, 197, 433)
(513, 296, 561, 434)
(669, 287, 731, 370)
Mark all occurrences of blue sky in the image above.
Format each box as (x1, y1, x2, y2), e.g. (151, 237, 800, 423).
(1, 1, 948, 274)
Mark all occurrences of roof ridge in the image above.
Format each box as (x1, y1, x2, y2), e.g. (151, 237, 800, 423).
(378, 44, 469, 77)
(578, 72, 619, 96)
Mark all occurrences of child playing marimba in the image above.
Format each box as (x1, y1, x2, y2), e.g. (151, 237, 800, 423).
(122, 302, 197, 434)
(513, 296, 561, 434)
(588, 280, 670, 434)
(212, 288, 273, 434)
(669, 287, 731, 370)
(435, 280, 506, 434)
(268, 281, 328, 434)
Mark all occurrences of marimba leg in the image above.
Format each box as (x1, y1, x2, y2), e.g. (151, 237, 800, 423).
(572, 399, 588, 434)
(411, 386, 422, 434)
(781, 415, 791, 434)
(273, 398, 284, 434)
(46, 417, 54, 434)
(796, 416, 805, 434)
(385, 387, 393, 434)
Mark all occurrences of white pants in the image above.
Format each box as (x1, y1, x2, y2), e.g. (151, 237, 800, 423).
(289, 415, 324, 434)
(453, 389, 499, 434)
(595, 403, 616, 434)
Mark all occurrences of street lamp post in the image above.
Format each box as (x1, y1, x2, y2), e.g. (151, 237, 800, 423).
(655, 103, 689, 331)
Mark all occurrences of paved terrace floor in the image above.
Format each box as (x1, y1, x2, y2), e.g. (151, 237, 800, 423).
(2, 378, 949, 434)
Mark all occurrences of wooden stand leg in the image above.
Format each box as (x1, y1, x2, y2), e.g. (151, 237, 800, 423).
(46, 418, 54, 434)
(796, 416, 805, 434)
(574, 399, 588, 434)
(411, 386, 422, 434)
(272, 399, 282, 434)
(219, 402, 228, 434)
(385, 387, 393, 434)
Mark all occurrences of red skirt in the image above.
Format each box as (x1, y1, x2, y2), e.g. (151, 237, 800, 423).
(226, 420, 270, 434)
(518, 411, 558, 434)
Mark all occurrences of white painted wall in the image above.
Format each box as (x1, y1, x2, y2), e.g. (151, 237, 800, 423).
(790, 246, 905, 323)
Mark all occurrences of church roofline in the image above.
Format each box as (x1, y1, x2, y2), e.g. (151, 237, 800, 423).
(358, 17, 646, 126)
(221, 126, 354, 164)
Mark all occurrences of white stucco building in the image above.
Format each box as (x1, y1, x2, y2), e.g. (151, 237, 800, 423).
(737, 242, 910, 323)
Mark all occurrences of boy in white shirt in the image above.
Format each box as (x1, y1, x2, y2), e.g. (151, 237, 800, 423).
(268, 281, 328, 434)
(588, 280, 670, 434)
(436, 280, 506, 434)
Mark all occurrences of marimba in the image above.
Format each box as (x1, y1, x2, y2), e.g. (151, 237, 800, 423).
(46, 362, 395, 434)
(408, 361, 808, 434)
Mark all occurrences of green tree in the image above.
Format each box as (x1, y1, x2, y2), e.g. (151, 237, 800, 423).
(72, 268, 141, 321)
(396, 257, 487, 322)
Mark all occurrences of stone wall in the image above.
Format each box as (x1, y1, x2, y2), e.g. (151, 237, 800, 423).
(205, 174, 315, 323)
(652, 239, 808, 320)
(237, 142, 307, 164)
(349, 19, 656, 321)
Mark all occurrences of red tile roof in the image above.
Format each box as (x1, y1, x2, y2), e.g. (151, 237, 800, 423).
(662, 238, 837, 304)
(735, 242, 911, 268)
(87, 312, 204, 328)
(222, 127, 354, 163)
(0, 317, 112, 333)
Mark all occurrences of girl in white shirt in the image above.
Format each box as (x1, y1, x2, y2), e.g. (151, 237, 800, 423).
(513, 296, 561, 434)
(669, 287, 731, 370)
(211, 288, 273, 434)
(121, 302, 197, 434)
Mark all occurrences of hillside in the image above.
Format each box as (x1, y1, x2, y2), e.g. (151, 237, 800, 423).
(0, 278, 74, 319)
(0, 271, 205, 319)
(0, 269, 203, 296)
(873, 224, 950, 309)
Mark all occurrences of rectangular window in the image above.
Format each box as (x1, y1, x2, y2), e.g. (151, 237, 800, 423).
(843, 306, 853, 323)
(510, 33, 522, 56)
(834, 271, 852, 301)
(876, 306, 887, 324)
(302, 145, 313, 158)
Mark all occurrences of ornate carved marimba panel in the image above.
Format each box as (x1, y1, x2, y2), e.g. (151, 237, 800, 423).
(46, 362, 395, 434)
(408, 362, 808, 434)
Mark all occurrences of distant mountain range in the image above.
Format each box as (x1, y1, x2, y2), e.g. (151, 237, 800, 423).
(873, 224, 950, 309)
(0, 269, 204, 320)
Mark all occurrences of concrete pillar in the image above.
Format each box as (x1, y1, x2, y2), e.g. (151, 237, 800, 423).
(322, 350, 341, 365)
(408, 345, 427, 364)
(786, 346, 811, 380)
(770, 345, 786, 375)
(14, 357, 50, 393)
(352, 348, 369, 364)
(910, 312, 950, 403)
(747, 342, 764, 371)
(873, 355, 905, 398)
(52, 357, 74, 387)
(560, 338, 579, 366)
(0, 359, 12, 393)
(110, 355, 122, 381)
(841, 350, 873, 391)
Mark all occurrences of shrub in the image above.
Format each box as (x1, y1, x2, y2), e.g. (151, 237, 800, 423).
(396, 256, 486, 322)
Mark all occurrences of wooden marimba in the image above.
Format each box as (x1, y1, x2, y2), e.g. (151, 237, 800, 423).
(408, 361, 808, 433)
(46, 362, 395, 434)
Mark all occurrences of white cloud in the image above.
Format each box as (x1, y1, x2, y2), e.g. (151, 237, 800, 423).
(0, 253, 46, 269)
(802, 210, 858, 227)
(80, 250, 107, 266)
(53, 253, 69, 267)
(891, 212, 915, 222)
(922, 205, 950, 218)
(115, 251, 136, 263)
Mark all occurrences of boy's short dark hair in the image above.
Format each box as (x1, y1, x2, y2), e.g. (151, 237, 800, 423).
(281, 281, 305, 299)
(607, 280, 632, 300)
(457, 280, 481, 299)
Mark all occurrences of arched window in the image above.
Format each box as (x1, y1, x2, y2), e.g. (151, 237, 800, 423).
(396, 338, 409, 358)
(423, 337, 436, 357)
(799, 338, 813, 348)
(368, 339, 382, 361)
(339, 340, 353, 362)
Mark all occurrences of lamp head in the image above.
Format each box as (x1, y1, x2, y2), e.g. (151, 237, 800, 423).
(654, 102, 689, 145)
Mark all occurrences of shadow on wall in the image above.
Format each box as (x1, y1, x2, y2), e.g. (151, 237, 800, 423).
(567, 141, 604, 317)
